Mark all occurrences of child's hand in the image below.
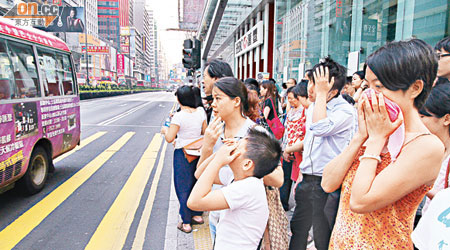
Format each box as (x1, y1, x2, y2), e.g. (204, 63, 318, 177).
(160, 126, 167, 135)
(213, 143, 240, 166)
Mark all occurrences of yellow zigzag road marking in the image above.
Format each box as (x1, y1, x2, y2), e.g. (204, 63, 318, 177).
(0, 132, 134, 250)
(85, 134, 163, 250)
(132, 140, 168, 250)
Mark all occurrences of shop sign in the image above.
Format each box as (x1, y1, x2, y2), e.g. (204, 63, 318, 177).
(362, 18, 377, 42)
(120, 26, 130, 36)
(235, 21, 263, 57)
(81, 46, 109, 54)
(117, 54, 125, 76)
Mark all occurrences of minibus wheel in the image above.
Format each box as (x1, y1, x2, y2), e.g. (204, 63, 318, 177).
(18, 146, 49, 195)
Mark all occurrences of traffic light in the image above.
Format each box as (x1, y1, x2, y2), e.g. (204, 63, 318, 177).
(191, 39, 201, 70)
(182, 39, 193, 69)
(182, 39, 201, 70)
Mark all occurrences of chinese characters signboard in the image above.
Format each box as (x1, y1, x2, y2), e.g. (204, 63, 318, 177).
(235, 21, 264, 57)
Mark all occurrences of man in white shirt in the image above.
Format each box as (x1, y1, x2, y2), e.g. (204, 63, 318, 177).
(188, 127, 282, 249)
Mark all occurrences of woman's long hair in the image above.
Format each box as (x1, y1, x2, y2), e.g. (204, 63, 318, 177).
(261, 80, 278, 114)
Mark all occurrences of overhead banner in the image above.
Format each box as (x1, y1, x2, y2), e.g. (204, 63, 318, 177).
(81, 46, 110, 54)
(235, 21, 264, 57)
(35, 7, 85, 32)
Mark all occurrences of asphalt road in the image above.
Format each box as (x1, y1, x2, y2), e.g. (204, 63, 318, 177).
(0, 91, 177, 250)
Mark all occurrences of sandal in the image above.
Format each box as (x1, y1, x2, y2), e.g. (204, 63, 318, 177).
(191, 216, 204, 225)
(177, 222, 192, 233)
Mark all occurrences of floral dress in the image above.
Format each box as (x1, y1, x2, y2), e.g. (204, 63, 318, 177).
(329, 148, 431, 249)
(283, 107, 306, 181)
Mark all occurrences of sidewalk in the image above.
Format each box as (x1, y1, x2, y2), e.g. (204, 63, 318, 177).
(164, 176, 213, 250)
(164, 179, 316, 250)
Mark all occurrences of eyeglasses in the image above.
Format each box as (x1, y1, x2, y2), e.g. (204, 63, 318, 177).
(437, 53, 450, 60)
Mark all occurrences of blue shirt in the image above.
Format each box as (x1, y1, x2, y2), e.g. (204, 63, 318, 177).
(300, 95, 356, 176)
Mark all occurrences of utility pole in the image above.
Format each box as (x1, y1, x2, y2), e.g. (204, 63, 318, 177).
(83, 0, 89, 85)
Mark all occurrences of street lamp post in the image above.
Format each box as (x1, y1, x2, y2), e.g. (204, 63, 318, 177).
(83, 0, 89, 85)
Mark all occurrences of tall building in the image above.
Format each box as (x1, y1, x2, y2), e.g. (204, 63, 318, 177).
(119, 0, 130, 26)
(129, 0, 134, 27)
(98, 0, 120, 48)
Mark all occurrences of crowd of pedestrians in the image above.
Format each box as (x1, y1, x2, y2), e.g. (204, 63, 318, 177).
(162, 37, 450, 249)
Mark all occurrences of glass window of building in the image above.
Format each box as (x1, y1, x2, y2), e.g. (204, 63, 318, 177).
(274, 0, 450, 83)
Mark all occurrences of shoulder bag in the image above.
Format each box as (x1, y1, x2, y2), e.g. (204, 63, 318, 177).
(265, 98, 285, 140)
(182, 137, 203, 163)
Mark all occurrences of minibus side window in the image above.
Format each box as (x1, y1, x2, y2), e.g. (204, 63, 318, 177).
(7, 41, 41, 99)
(0, 38, 14, 100)
(37, 49, 61, 97)
(56, 53, 75, 95)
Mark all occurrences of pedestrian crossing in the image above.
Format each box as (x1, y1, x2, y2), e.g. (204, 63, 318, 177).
(0, 131, 169, 250)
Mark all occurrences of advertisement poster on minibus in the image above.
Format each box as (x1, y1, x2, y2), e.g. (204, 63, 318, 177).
(0, 98, 81, 186)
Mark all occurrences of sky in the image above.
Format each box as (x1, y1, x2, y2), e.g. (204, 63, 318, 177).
(146, 0, 186, 67)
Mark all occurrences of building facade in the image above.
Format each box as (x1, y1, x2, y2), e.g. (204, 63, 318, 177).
(274, 0, 450, 83)
(98, 0, 120, 48)
(200, 0, 450, 85)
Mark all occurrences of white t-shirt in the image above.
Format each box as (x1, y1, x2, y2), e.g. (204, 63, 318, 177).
(423, 155, 450, 214)
(210, 118, 257, 225)
(170, 107, 206, 149)
(214, 177, 269, 250)
(412, 188, 450, 250)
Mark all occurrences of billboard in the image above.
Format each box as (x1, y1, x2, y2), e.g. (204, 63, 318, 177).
(81, 46, 110, 54)
(110, 46, 116, 72)
(117, 54, 125, 76)
(120, 35, 129, 54)
(120, 26, 130, 36)
(180, 0, 205, 30)
(35, 7, 85, 32)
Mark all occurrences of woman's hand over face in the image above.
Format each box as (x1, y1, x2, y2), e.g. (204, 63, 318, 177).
(203, 116, 224, 148)
(362, 92, 403, 142)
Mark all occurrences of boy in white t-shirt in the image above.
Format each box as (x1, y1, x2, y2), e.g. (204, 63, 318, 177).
(188, 127, 282, 250)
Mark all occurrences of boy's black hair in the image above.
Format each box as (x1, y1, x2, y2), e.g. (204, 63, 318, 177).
(205, 59, 234, 78)
(245, 127, 282, 179)
(366, 39, 438, 109)
(435, 37, 450, 52)
(282, 82, 287, 89)
(311, 56, 347, 98)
